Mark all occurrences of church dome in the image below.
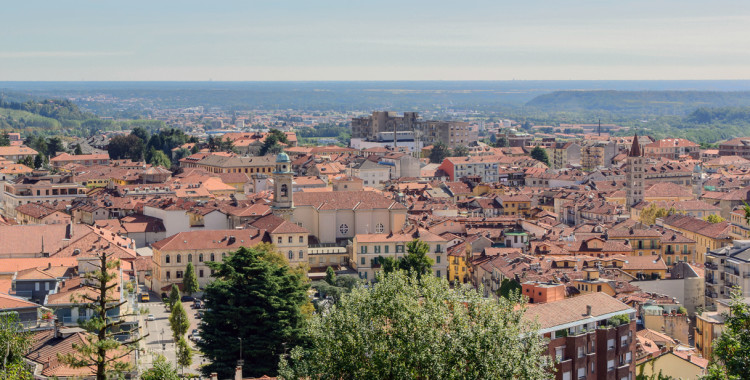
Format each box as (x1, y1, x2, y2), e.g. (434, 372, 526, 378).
(276, 152, 291, 163)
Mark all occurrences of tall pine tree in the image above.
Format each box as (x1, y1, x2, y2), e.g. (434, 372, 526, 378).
(183, 262, 199, 296)
(198, 245, 308, 379)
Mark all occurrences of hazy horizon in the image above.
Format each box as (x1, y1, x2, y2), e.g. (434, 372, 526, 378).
(2, 1, 749, 81)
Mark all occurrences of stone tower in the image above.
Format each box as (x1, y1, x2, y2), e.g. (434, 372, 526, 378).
(272, 152, 294, 220)
(626, 134, 645, 208)
(692, 164, 703, 198)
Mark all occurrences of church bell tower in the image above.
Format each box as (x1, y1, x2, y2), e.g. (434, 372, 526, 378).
(626, 134, 644, 208)
(272, 152, 294, 220)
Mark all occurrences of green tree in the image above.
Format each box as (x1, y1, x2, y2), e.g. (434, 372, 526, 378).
(169, 300, 190, 341)
(0, 133, 10, 147)
(183, 262, 199, 296)
(703, 291, 750, 380)
(429, 142, 450, 164)
(58, 248, 142, 380)
(140, 354, 179, 380)
(131, 126, 150, 142)
(74, 143, 83, 155)
(398, 239, 434, 281)
(168, 284, 180, 310)
(18, 156, 34, 168)
(497, 278, 522, 299)
(259, 129, 288, 156)
(176, 336, 193, 374)
(149, 149, 172, 168)
(46, 136, 66, 158)
(34, 153, 45, 169)
(198, 245, 309, 379)
(452, 145, 469, 157)
(108, 134, 145, 161)
(0, 313, 34, 379)
(325, 266, 336, 286)
(704, 214, 726, 223)
(530, 145, 550, 166)
(279, 271, 551, 380)
(377, 255, 398, 275)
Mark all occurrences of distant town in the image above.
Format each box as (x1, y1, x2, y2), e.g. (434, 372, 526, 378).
(1, 98, 749, 379)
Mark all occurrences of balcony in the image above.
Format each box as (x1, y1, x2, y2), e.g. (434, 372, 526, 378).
(705, 262, 718, 270)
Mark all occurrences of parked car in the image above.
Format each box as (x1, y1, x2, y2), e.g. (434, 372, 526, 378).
(147, 314, 155, 321)
(193, 300, 203, 309)
(181, 295, 194, 302)
(196, 310, 204, 319)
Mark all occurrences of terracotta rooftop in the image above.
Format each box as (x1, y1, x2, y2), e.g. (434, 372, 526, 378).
(524, 292, 633, 332)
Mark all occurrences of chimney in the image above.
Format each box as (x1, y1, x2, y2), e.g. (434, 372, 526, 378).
(235, 366, 243, 380)
(585, 305, 592, 316)
(54, 318, 61, 338)
(211, 373, 218, 380)
(48, 262, 52, 270)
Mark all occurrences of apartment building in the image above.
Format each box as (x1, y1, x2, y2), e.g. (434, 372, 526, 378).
(351, 111, 476, 148)
(524, 293, 637, 380)
(580, 141, 617, 171)
(352, 228, 448, 281)
(151, 229, 271, 292)
(718, 137, 750, 158)
(547, 141, 581, 169)
(49, 152, 110, 168)
(644, 138, 700, 159)
(0, 145, 38, 162)
(704, 240, 750, 308)
(2, 175, 87, 217)
(437, 155, 503, 182)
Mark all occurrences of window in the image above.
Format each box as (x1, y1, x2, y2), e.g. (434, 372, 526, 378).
(360, 246, 367, 254)
(35, 282, 40, 291)
(577, 367, 585, 379)
(176, 254, 181, 263)
(608, 338, 615, 350)
(625, 352, 632, 363)
(199, 253, 204, 262)
(280, 183, 288, 197)
(288, 236, 293, 243)
(222, 252, 226, 259)
(375, 223, 384, 233)
(45, 282, 49, 291)
(621, 335, 628, 346)
(210, 253, 215, 261)
(188, 254, 192, 262)
(278, 237, 282, 244)
(361, 257, 365, 265)
(374, 246, 381, 254)
(166, 271, 171, 279)
(562, 371, 571, 380)
(339, 224, 349, 235)
(299, 236, 304, 243)
(577, 346, 584, 358)
(396, 245, 404, 253)
(288, 251, 293, 260)
(436, 255, 441, 264)
(555, 346, 564, 361)
(436, 244, 442, 252)
(384, 245, 389, 253)
(176, 271, 183, 279)
(607, 359, 615, 371)
(298, 250, 303, 259)
(199, 269, 204, 278)
(436, 270, 441, 278)
(165, 255, 171, 264)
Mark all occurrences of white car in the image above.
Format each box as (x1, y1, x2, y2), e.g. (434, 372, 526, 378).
(146, 314, 155, 321)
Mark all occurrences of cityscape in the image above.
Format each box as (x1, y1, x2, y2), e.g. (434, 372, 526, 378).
(1, 1, 750, 380)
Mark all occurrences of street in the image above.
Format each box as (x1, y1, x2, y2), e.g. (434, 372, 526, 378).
(138, 290, 207, 375)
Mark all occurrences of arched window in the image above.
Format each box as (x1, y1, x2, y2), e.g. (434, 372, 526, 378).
(288, 251, 293, 260)
(199, 253, 204, 262)
(210, 253, 215, 261)
(165, 255, 170, 264)
(375, 223, 384, 234)
(188, 254, 192, 262)
(281, 184, 288, 197)
(222, 252, 226, 259)
(166, 271, 171, 279)
(288, 236, 293, 243)
(176, 254, 181, 263)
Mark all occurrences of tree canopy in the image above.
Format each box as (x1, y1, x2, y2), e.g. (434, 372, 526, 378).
(183, 262, 199, 296)
(279, 270, 551, 380)
(198, 245, 309, 379)
(530, 145, 550, 166)
(703, 292, 750, 380)
(429, 142, 450, 164)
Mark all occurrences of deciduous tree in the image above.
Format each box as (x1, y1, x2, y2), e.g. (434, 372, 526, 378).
(0, 313, 34, 379)
(530, 145, 550, 166)
(428, 142, 450, 163)
(279, 271, 551, 380)
(703, 291, 750, 380)
(169, 300, 190, 341)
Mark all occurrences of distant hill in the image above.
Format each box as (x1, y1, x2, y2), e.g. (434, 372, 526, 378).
(525, 90, 750, 116)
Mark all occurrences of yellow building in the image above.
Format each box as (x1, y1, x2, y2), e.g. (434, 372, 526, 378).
(661, 214, 731, 264)
(352, 228, 448, 281)
(621, 255, 668, 280)
(695, 309, 725, 360)
(638, 351, 708, 380)
(571, 269, 617, 296)
(607, 228, 662, 256)
(497, 194, 532, 217)
(606, 182, 695, 206)
(729, 207, 750, 239)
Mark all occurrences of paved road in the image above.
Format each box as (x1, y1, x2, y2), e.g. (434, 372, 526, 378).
(138, 290, 207, 375)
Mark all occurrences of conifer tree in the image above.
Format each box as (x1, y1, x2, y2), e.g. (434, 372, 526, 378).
(183, 262, 199, 296)
(198, 245, 308, 379)
(169, 300, 190, 341)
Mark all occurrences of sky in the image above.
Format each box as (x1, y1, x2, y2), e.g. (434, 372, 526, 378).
(2, 0, 749, 81)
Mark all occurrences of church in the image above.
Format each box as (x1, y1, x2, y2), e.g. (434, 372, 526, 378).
(271, 152, 408, 244)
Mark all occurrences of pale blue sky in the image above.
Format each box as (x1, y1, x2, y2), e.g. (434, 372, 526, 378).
(1, 1, 749, 80)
